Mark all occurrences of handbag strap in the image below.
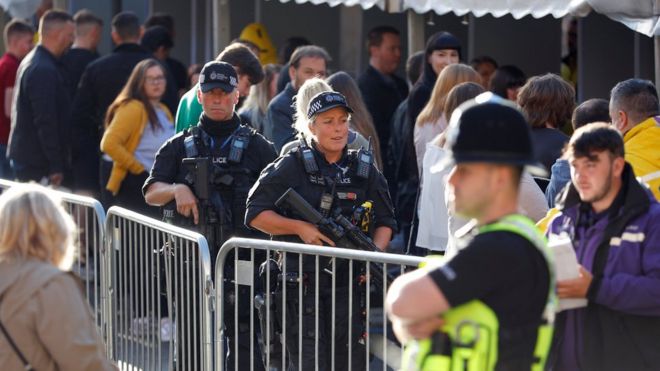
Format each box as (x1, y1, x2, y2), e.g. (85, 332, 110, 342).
(0, 317, 34, 370)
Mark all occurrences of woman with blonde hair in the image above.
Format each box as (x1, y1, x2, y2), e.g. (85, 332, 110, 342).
(413, 63, 480, 175)
(327, 71, 383, 168)
(280, 77, 370, 156)
(0, 184, 117, 370)
(416, 82, 484, 253)
(100, 58, 174, 216)
(247, 91, 395, 370)
(292, 77, 332, 140)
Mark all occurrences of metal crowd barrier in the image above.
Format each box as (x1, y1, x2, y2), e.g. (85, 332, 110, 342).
(215, 237, 423, 371)
(0, 179, 107, 333)
(105, 206, 213, 371)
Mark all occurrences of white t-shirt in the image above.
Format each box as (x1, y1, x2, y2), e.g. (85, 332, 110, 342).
(444, 172, 549, 256)
(413, 114, 447, 177)
(416, 141, 450, 251)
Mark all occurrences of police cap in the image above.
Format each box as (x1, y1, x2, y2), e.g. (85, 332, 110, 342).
(434, 92, 546, 176)
(307, 91, 354, 119)
(199, 61, 238, 93)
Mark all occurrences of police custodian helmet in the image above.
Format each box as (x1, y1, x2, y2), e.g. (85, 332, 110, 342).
(434, 92, 547, 176)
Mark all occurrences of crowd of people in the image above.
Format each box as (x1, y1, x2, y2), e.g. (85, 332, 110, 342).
(0, 5, 659, 371)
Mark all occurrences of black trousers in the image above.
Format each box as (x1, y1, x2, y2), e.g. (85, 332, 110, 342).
(114, 169, 160, 219)
(276, 272, 366, 371)
(224, 248, 267, 371)
(99, 159, 115, 210)
(14, 165, 47, 183)
(14, 163, 74, 189)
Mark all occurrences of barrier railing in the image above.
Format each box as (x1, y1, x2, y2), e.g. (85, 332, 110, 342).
(105, 206, 213, 371)
(0, 179, 425, 370)
(214, 237, 423, 371)
(0, 179, 107, 338)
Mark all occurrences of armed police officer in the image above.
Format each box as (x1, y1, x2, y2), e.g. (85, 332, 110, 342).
(143, 61, 276, 370)
(246, 91, 396, 370)
(386, 93, 556, 371)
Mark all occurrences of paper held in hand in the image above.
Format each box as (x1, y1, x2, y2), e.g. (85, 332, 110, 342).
(549, 234, 588, 312)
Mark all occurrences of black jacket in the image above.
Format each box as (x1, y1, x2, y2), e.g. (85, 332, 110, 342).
(276, 62, 291, 94)
(60, 48, 99, 99)
(166, 56, 188, 92)
(8, 46, 71, 178)
(530, 128, 569, 173)
(70, 43, 151, 191)
(407, 62, 436, 131)
(160, 58, 181, 116)
(143, 113, 277, 253)
(357, 65, 408, 161)
(245, 142, 397, 271)
(399, 50, 437, 190)
(263, 82, 297, 152)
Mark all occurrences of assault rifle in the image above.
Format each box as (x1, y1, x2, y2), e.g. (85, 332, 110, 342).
(275, 187, 394, 288)
(178, 157, 232, 258)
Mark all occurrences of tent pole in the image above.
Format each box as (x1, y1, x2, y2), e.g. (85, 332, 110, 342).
(577, 17, 585, 103)
(407, 10, 424, 58)
(212, 0, 231, 56)
(655, 36, 660, 90)
(53, 0, 68, 11)
(339, 5, 363, 76)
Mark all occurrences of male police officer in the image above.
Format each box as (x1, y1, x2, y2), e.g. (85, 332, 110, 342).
(386, 93, 555, 371)
(143, 61, 277, 370)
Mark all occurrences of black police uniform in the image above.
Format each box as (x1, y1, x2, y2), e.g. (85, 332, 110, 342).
(143, 112, 277, 370)
(144, 112, 276, 247)
(245, 141, 397, 371)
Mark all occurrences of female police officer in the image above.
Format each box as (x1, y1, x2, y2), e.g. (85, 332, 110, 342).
(246, 91, 396, 370)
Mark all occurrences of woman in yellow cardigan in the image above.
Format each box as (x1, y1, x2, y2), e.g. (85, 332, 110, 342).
(100, 59, 174, 216)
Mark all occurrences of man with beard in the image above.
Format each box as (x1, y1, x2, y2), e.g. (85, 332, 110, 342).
(546, 123, 660, 371)
(262, 45, 330, 151)
(609, 78, 660, 201)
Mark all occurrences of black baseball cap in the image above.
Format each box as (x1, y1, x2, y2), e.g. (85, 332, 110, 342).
(307, 91, 354, 119)
(198, 61, 238, 93)
(432, 92, 546, 176)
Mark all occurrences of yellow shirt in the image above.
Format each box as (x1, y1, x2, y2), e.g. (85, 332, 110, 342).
(100, 100, 173, 194)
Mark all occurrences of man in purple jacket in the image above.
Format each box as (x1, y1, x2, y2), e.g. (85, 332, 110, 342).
(546, 123, 660, 371)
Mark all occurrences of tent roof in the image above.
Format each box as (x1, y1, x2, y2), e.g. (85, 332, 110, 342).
(276, 0, 659, 36)
(1, 0, 656, 37)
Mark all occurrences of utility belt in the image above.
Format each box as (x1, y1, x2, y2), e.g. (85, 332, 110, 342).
(276, 268, 355, 291)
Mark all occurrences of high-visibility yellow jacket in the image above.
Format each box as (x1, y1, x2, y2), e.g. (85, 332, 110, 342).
(625, 117, 660, 200)
(403, 215, 556, 371)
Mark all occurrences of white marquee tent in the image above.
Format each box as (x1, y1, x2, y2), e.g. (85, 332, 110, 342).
(270, 0, 659, 36)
